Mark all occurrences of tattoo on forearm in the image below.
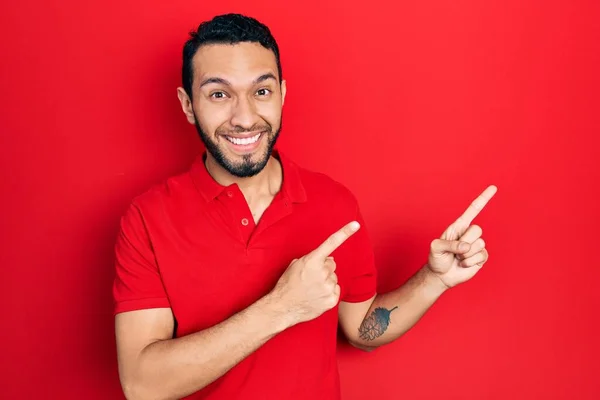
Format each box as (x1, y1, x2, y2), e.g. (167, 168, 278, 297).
(358, 306, 398, 341)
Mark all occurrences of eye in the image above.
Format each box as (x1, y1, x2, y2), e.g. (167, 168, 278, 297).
(210, 91, 228, 100)
(256, 88, 272, 97)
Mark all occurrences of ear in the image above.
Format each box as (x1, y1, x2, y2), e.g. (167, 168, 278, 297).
(280, 79, 287, 106)
(176, 87, 196, 124)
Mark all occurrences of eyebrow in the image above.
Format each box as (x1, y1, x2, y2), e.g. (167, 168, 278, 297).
(199, 73, 278, 89)
(254, 73, 277, 84)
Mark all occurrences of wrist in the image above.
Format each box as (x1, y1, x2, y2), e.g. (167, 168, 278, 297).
(257, 291, 297, 333)
(421, 264, 450, 297)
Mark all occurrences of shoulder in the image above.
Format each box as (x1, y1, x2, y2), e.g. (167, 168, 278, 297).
(296, 163, 360, 210)
(122, 167, 197, 225)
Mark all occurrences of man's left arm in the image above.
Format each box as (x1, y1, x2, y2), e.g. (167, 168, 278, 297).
(339, 265, 447, 350)
(339, 185, 497, 350)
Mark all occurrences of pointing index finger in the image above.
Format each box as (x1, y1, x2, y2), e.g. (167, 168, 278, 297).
(311, 221, 361, 259)
(455, 185, 498, 227)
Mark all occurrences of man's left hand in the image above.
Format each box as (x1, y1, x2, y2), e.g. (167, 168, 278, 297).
(427, 185, 498, 288)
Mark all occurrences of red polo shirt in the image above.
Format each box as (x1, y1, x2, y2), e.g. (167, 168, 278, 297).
(113, 149, 377, 399)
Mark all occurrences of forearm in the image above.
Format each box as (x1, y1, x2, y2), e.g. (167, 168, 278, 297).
(355, 265, 448, 348)
(123, 294, 290, 400)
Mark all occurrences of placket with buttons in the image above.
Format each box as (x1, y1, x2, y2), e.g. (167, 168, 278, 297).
(222, 187, 256, 246)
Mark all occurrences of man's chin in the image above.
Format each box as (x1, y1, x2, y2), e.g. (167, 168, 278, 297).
(200, 128, 280, 178)
(226, 161, 266, 178)
(216, 150, 271, 178)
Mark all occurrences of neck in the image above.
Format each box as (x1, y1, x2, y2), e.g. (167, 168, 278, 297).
(204, 153, 282, 200)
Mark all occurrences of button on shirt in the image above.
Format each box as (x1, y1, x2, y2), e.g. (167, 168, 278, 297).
(113, 149, 377, 400)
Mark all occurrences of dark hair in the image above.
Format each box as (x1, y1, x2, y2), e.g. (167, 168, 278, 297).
(182, 13, 282, 98)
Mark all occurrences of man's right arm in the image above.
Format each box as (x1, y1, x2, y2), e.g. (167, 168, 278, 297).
(116, 293, 291, 400)
(115, 221, 360, 400)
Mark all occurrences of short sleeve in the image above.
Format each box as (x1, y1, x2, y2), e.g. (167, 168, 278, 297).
(334, 203, 378, 303)
(112, 203, 170, 315)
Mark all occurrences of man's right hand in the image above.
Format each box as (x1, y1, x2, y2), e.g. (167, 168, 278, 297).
(269, 221, 361, 326)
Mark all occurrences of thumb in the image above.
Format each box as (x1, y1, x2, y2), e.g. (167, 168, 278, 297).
(430, 239, 471, 255)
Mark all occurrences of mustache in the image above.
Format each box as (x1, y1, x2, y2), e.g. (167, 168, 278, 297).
(216, 123, 272, 135)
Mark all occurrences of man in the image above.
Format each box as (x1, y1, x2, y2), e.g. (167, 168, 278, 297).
(113, 13, 497, 400)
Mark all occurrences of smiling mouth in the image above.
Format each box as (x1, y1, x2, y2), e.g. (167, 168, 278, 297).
(224, 131, 264, 146)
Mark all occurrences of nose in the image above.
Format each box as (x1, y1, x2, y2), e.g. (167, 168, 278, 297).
(229, 96, 258, 130)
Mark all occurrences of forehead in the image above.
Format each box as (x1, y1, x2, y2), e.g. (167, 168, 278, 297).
(192, 42, 278, 84)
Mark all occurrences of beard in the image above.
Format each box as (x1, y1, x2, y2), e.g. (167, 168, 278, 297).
(194, 114, 281, 178)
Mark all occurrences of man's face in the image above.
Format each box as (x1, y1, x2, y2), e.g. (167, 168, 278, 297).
(179, 42, 286, 178)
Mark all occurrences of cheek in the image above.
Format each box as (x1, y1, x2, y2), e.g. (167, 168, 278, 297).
(195, 101, 230, 134)
(258, 102, 282, 128)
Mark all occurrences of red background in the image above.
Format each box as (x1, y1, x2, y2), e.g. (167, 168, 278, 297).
(1, 1, 599, 399)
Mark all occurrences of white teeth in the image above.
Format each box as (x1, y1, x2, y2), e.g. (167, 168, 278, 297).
(226, 133, 261, 145)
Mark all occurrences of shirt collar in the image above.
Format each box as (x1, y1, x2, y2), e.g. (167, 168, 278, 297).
(190, 147, 307, 204)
